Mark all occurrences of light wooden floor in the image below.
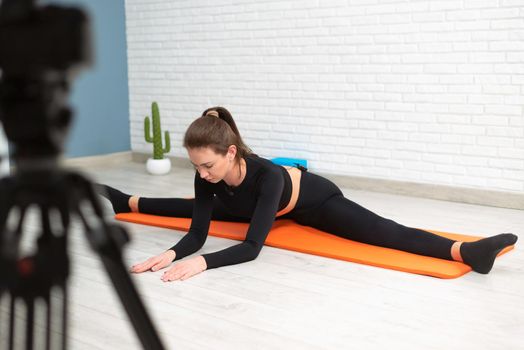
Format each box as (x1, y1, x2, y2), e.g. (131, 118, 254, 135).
(2, 161, 523, 350)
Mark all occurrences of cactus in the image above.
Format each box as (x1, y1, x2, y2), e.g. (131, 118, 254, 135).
(144, 102, 171, 160)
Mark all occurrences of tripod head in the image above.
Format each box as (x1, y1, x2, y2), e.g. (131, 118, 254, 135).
(0, 0, 92, 162)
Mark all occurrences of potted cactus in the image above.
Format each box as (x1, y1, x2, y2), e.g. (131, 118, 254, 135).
(144, 102, 171, 175)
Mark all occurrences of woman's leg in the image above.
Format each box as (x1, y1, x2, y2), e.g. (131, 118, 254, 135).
(290, 194, 517, 273)
(292, 194, 454, 259)
(97, 184, 249, 222)
(139, 196, 249, 222)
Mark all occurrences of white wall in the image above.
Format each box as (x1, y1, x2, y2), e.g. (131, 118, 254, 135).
(125, 0, 524, 194)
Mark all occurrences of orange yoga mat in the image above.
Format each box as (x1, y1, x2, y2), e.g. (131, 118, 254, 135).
(115, 213, 515, 279)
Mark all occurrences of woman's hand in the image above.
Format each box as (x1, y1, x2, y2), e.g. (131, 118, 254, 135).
(130, 250, 176, 273)
(161, 256, 207, 282)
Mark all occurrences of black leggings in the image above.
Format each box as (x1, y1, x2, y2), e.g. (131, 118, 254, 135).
(286, 195, 454, 260)
(139, 173, 455, 261)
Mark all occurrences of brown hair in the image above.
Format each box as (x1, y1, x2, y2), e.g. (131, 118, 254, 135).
(183, 107, 254, 167)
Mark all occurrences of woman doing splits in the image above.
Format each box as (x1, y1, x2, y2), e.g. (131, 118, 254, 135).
(98, 107, 518, 282)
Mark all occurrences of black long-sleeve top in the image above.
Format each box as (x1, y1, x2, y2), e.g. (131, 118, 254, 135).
(168, 155, 293, 269)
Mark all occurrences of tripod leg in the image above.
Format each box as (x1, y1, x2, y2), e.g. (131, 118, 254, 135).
(25, 298, 34, 350)
(39, 206, 68, 350)
(74, 178, 166, 350)
(84, 223, 165, 350)
(45, 292, 51, 350)
(44, 287, 65, 350)
(8, 295, 15, 350)
(61, 284, 68, 350)
(0, 294, 3, 348)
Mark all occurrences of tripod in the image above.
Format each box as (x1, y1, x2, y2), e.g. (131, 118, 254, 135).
(0, 164, 166, 350)
(0, 1, 165, 349)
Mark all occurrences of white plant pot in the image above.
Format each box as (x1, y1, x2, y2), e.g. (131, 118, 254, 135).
(146, 158, 171, 175)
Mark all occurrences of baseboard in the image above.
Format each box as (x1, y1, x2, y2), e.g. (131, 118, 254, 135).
(131, 152, 192, 168)
(322, 173, 524, 211)
(62, 151, 133, 168)
(126, 152, 524, 210)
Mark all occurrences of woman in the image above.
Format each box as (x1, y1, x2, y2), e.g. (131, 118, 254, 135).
(99, 107, 518, 282)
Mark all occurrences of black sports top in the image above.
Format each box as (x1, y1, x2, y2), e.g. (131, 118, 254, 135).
(169, 155, 293, 269)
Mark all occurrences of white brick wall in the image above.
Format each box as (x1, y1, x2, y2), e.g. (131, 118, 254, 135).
(125, 0, 524, 193)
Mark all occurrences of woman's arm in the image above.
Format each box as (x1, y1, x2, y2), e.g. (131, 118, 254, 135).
(201, 169, 284, 269)
(167, 172, 214, 260)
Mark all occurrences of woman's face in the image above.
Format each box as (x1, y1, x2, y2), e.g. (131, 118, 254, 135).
(187, 146, 236, 183)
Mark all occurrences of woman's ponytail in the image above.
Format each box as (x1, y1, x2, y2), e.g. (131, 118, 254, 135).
(183, 107, 254, 164)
